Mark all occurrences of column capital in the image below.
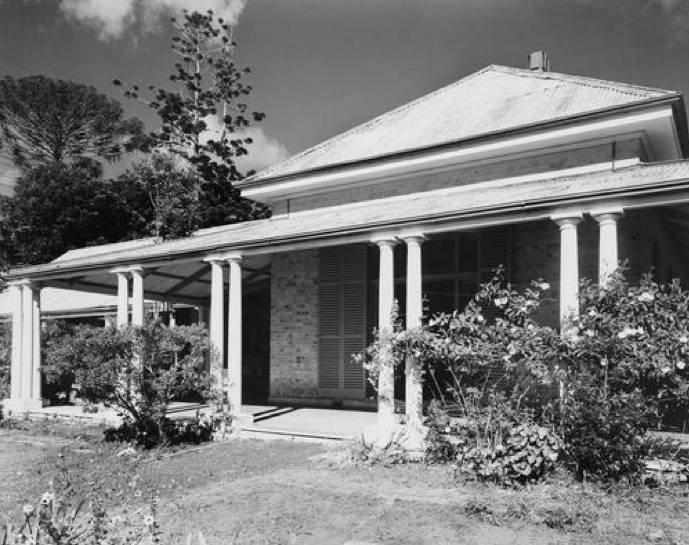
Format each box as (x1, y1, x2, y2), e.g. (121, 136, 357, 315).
(225, 253, 243, 265)
(371, 233, 398, 247)
(8, 279, 32, 288)
(591, 207, 624, 223)
(399, 230, 427, 244)
(551, 211, 583, 229)
(205, 252, 242, 264)
(111, 265, 144, 275)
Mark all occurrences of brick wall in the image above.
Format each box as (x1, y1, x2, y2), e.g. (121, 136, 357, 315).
(269, 249, 320, 399)
(268, 138, 644, 214)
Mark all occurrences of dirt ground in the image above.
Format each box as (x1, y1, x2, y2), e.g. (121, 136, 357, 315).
(2, 424, 689, 545)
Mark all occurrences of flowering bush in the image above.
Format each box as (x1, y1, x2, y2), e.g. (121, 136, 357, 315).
(357, 268, 689, 482)
(355, 271, 562, 401)
(571, 271, 689, 414)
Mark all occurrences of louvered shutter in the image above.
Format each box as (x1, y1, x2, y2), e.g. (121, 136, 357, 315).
(318, 245, 367, 399)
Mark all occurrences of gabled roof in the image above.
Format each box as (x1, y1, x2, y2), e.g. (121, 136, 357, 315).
(248, 65, 681, 182)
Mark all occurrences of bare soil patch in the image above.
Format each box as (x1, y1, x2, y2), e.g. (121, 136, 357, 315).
(1, 424, 688, 545)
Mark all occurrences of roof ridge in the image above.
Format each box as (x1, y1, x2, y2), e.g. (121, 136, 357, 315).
(250, 65, 499, 181)
(490, 64, 677, 99)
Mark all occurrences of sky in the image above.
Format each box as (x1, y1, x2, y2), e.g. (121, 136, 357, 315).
(2, 0, 689, 194)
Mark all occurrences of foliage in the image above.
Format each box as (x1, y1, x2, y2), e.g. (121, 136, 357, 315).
(116, 152, 203, 239)
(355, 272, 561, 400)
(0, 75, 147, 169)
(457, 422, 561, 485)
(571, 270, 689, 410)
(357, 268, 689, 483)
(45, 320, 218, 447)
(0, 160, 148, 265)
(0, 322, 9, 410)
(41, 321, 77, 404)
(558, 380, 654, 482)
(114, 9, 270, 239)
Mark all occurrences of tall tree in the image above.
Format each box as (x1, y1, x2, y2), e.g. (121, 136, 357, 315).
(0, 76, 148, 169)
(0, 160, 148, 265)
(114, 9, 269, 236)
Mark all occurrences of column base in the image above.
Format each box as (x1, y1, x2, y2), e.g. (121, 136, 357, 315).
(233, 412, 255, 427)
(2, 397, 44, 416)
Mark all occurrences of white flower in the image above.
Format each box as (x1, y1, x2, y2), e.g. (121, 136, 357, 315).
(493, 297, 508, 308)
(600, 357, 608, 367)
(585, 329, 595, 338)
(662, 366, 671, 374)
(588, 309, 597, 318)
(680, 336, 688, 344)
(444, 426, 451, 433)
(618, 331, 628, 340)
(677, 361, 686, 370)
(40, 492, 55, 506)
(535, 281, 550, 291)
(638, 292, 655, 303)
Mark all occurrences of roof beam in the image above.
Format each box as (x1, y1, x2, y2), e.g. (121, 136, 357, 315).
(164, 265, 211, 297)
(49, 279, 208, 307)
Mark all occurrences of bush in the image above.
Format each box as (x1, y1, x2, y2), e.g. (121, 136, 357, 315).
(47, 319, 221, 447)
(558, 378, 655, 482)
(357, 268, 689, 483)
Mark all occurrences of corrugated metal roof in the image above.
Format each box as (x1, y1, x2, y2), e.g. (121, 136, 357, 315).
(9, 160, 689, 279)
(248, 65, 677, 181)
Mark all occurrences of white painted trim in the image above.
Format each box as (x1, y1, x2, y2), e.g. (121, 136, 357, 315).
(243, 108, 674, 199)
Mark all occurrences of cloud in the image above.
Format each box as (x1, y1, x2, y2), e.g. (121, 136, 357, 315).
(51, 0, 247, 41)
(200, 116, 289, 174)
(235, 126, 290, 174)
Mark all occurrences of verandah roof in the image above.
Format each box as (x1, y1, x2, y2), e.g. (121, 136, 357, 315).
(7, 160, 689, 285)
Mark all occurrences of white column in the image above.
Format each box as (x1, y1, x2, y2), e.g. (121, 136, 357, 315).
(208, 259, 225, 386)
(227, 256, 243, 417)
(553, 213, 583, 332)
(9, 283, 23, 401)
(402, 233, 425, 429)
(21, 282, 34, 403)
(31, 287, 42, 403)
(131, 268, 145, 327)
(115, 271, 129, 328)
(374, 236, 397, 426)
(593, 210, 623, 286)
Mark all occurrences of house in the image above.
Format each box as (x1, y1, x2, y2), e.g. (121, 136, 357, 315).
(4, 53, 689, 427)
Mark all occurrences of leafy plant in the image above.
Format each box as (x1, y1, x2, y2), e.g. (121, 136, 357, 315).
(114, 9, 270, 239)
(46, 319, 220, 447)
(0, 75, 147, 169)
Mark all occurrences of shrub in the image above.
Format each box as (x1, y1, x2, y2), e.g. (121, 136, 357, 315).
(558, 377, 655, 482)
(47, 319, 220, 447)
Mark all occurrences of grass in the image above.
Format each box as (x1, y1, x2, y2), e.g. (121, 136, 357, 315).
(2, 420, 689, 545)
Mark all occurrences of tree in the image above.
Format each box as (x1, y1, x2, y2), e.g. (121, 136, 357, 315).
(114, 9, 270, 237)
(0, 160, 148, 265)
(117, 152, 204, 240)
(0, 76, 149, 169)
